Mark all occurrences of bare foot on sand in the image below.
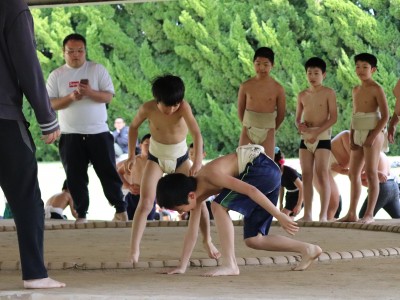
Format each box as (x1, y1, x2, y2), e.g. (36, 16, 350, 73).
(336, 213, 357, 223)
(357, 216, 374, 224)
(296, 217, 313, 222)
(203, 265, 240, 277)
(24, 277, 66, 289)
(203, 241, 221, 259)
(292, 244, 322, 271)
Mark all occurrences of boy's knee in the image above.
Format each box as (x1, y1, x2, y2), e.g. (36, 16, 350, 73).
(244, 237, 260, 249)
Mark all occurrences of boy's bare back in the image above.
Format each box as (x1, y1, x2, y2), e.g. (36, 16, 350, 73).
(298, 86, 335, 127)
(239, 77, 284, 114)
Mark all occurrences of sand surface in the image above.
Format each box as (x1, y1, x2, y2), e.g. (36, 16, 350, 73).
(1, 219, 400, 299)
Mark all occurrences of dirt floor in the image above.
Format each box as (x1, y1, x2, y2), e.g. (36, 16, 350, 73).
(1, 219, 400, 299)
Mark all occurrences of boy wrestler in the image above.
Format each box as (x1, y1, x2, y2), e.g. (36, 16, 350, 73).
(157, 145, 322, 276)
(124, 75, 220, 263)
(296, 57, 337, 222)
(237, 47, 286, 158)
(338, 53, 389, 224)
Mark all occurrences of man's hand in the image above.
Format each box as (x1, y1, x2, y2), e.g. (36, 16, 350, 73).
(41, 129, 60, 144)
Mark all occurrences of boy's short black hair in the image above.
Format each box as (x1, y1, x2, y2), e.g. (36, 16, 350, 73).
(140, 133, 151, 143)
(63, 33, 86, 48)
(152, 74, 185, 106)
(354, 53, 377, 68)
(62, 180, 68, 191)
(156, 173, 197, 209)
(253, 47, 274, 64)
(304, 57, 326, 73)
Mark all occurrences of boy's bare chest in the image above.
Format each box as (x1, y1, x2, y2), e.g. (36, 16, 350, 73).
(353, 88, 377, 110)
(302, 94, 327, 109)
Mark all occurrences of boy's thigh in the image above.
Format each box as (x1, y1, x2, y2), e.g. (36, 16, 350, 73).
(140, 160, 164, 200)
(299, 149, 314, 172)
(175, 159, 191, 175)
(314, 149, 331, 172)
(363, 132, 384, 169)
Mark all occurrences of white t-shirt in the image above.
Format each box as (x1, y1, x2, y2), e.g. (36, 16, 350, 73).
(47, 61, 114, 134)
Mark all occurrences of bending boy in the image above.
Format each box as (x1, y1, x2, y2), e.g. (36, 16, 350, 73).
(296, 57, 337, 222)
(124, 75, 220, 263)
(157, 145, 322, 276)
(237, 47, 286, 158)
(338, 53, 389, 224)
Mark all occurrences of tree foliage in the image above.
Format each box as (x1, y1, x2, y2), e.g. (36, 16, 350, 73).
(28, 0, 400, 160)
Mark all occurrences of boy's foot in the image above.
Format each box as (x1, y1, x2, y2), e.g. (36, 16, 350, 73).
(113, 211, 128, 222)
(357, 216, 374, 224)
(336, 214, 357, 222)
(75, 218, 87, 224)
(203, 266, 240, 277)
(24, 277, 66, 289)
(296, 217, 313, 222)
(292, 244, 322, 271)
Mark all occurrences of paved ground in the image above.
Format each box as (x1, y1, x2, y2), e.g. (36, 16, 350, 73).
(1, 219, 400, 299)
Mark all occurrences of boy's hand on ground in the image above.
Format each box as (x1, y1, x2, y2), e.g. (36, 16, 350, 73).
(277, 212, 299, 235)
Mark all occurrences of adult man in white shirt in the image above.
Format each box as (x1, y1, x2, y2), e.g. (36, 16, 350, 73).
(47, 33, 127, 223)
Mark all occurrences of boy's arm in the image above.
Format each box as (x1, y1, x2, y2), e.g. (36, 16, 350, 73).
(237, 84, 247, 122)
(68, 196, 78, 219)
(164, 202, 203, 274)
(125, 105, 147, 172)
(295, 93, 304, 131)
(292, 177, 303, 216)
(388, 81, 400, 142)
(365, 86, 389, 147)
(275, 85, 286, 130)
(212, 172, 299, 235)
(182, 101, 203, 176)
(279, 187, 284, 211)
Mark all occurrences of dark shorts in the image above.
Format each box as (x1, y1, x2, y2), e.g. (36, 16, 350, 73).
(213, 154, 281, 239)
(284, 190, 301, 211)
(299, 139, 331, 151)
(50, 212, 67, 220)
(148, 151, 189, 171)
(125, 193, 156, 220)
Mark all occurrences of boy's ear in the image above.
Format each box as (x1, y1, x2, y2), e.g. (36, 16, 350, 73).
(371, 67, 377, 73)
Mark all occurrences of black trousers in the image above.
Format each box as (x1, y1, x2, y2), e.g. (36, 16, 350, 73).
(0, 119, 47, 280)
(59, 132, 126, 218)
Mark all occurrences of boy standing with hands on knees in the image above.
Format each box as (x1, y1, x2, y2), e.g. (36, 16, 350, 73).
(124, 75, 220, 263)
(296, 57, 337, 222)
(237, 47, 286, 158)
(339, 53, 389, 224)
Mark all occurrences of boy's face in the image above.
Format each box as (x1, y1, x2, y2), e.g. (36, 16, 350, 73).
(140, 138, 150, 156)
(355, 61, 376, 81)
(253, 57, 273, 77)
(174, 193, 197, 214)
(157, 102, 181, 115)
(306, 67, 326, 87)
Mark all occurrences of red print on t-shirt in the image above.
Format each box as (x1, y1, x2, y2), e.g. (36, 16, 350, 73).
(69, 81, 79, 88)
